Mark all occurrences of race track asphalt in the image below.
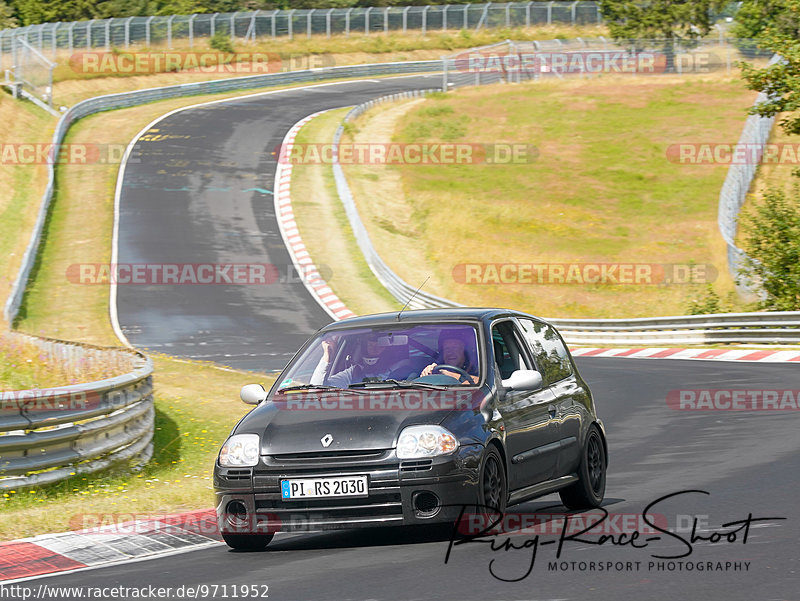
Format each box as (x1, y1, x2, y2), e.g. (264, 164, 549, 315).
(115, 74, 443, 372)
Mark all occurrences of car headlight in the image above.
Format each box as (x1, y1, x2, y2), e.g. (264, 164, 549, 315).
(218, 434, 260, 467)
(396, 425, 458, 459)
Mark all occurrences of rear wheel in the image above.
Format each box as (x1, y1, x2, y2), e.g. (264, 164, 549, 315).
(221, 533, 273, 551)
(559, 425, 606, 510)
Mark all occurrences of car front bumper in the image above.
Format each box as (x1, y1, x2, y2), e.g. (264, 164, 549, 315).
(214, 444, 483, 534)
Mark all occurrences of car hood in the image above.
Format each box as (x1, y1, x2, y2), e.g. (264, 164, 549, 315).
(234, 388, 484, 454)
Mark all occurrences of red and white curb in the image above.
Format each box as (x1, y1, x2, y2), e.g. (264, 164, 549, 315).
(569, 347, 800, 362)
(274, 110, 356, 322)
(0, 509, 221, 583)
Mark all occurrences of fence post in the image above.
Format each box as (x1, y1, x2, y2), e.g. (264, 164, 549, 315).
(443, 5, 448, 30)
(38, 24, 43, 52)
(231, 12, 238, 42)
(547, 1, 553, 25)
(145, 16, 154, 46)
(597, 2, 602, 24)
(346, 8, 353, 37)
(167, 15, 175, 49)
(464, 4, 469, 28)
(288, 9, 295, 40)
(526, 1, 532, 27)
(506, 3, 510, 27)
(403, 6, 410, 33)
(51, 23, 59, 60)
(68, 22, 75, 52)
(105, 19, 111, 50)
(307, 9, 314, 39)
(125, 16, 134, 49)
(571, 1, 578, 25)
(422, 6, 430, 35)
(210, 13, 217, 38)
(248, 11, 258, 43)
(326, 9, 332, 38)
(365, 7, 372, 34)
(188, 14, 196, 48)
(384, 7, 390, 33)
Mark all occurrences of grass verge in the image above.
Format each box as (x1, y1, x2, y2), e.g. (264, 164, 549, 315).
(342, 73, 761, 318)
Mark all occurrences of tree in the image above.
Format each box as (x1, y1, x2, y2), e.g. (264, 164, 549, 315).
(740, 0, 800, 137)
(600, 0, 728, 70)
(731, 0, 800, 41)
(741, 188, 800, 311)
(0, 0, 18, 28)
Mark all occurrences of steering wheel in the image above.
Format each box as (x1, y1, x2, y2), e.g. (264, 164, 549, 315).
(431, 364, 473, 385)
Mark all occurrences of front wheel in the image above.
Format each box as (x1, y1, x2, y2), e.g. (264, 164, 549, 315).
(222, 532, 274, 551)
(478, 446, 507, 515)
(559, 425, 606, 510)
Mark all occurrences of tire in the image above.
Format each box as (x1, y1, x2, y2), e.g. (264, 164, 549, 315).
(559, 425, 606, 510)
(221, 532, 274, 551)
(478, 446, 507, 515)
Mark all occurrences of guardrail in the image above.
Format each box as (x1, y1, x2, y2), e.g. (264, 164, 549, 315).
(334, 89, 458, 311)
(2, 59, 447, 326)
(0, 332, 154, 490)
(331, 87, 800, 346)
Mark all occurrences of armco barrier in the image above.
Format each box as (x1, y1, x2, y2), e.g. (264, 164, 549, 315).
(2, 59, 446, 327)
(330, 89, 800, 345)
(0, 332, 154, 490)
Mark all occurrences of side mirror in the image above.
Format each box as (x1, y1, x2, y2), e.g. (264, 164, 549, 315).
(240, 384, 267, 405)
(501, 370, 543, 392)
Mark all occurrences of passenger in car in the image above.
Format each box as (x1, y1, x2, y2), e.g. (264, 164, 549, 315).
(310, 334, 412, 387)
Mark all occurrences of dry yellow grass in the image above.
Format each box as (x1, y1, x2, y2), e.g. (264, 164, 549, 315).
(342, 72, 759, 318)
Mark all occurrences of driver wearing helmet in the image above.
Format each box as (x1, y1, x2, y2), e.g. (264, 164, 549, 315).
(420, 330, 479, 384)
(310, 333, 408, 388)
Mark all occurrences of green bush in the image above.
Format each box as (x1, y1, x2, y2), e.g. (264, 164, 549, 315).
(209, 31, 234, 54)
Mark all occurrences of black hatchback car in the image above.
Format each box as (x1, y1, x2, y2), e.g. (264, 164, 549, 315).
(214, 308, 607, 550)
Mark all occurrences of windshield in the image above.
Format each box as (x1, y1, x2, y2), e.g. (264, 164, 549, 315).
(277, 323, 482, 390)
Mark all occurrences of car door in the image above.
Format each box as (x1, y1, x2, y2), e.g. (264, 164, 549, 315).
(516, 318, 583, 478)
(492, 320, 560, 491)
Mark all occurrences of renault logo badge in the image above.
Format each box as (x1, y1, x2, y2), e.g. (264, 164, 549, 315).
(321, 434, 333, 448)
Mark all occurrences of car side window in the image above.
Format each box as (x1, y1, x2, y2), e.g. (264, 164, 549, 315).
(517, 319, 573, 385)
(491, 321, 530, 380)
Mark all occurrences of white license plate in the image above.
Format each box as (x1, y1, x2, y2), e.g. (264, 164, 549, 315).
(280, 475, 368, 500)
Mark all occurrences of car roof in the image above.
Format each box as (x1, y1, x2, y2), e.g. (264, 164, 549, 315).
(319, 307, 547, 331)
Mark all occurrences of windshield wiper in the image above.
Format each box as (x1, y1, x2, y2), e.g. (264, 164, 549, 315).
(349, 379, 448, 391)
(279, 384, 367, 395)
